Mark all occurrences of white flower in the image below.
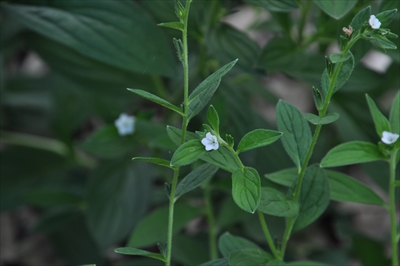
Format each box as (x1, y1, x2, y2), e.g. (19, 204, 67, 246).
(114, 113, 135, 136)
(369, 15, 381, 29)
(381, 131, 399, 145)
(201, 132, 219, 151)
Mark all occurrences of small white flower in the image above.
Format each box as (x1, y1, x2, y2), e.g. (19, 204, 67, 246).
(381, 131, 399, 145)
(369, 15, 381, 29)
(201, 132, 219, 151)
(114, 113, 135, 136)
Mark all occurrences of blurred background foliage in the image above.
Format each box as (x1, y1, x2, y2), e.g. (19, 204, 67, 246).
(0, 0, 399, 265)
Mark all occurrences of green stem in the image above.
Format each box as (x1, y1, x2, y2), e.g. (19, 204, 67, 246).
(389, 151, 399, 266)
(166, 168, 180, 266)
(166, 2, 192, 266)
(258, 211, 280, 259)
(205, 186, 218, 260)
(279, 35, 361, 258)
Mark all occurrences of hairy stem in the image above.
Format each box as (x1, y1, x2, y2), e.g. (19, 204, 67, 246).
(279, 35, 361, 258)
(258, 211, 280, 259)
(166, 1, 192, 266)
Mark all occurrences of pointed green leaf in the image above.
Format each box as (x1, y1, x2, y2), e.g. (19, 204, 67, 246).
(376, 9, 397, 28)
(187, 59, 238, 120)
(132, 157, 173, 169)
(170, 140, 206, 166)
(158, 21, 184, 31)
(229, 249, 273, 266)
(326, 170, 385, 206)
(294, 165, 330, 232)
(236, 129, 282, 154)
(258, 187, 299, 217)
(128, 89, 183, 115)
(350, 6, 371, 33)
(218, 233, 263, 258)
(166, 126, 198, 146)
(366, 94, 391, 137)
(276, 100, 312, 170)
(114, 247, 165, 262)
(333, 52, 355, 93)
(1, 2, 174, 77)
(232, 167, 261, 213)
(321, 69, 330, 97)
(175, 163, 219, 199)
(304, 112, 340, 125)
(244, 0, 298, 12)
(314, 0, 358, 19)
(329, 53, 351, 63)
(390, 91, 400, 133)
(265, 167, 386, 205)
(321, 141, 387, 168)
(201, 147, 241, 173)
(207, 105, 220, 134)
(264, 168, 298, 187)
(371, 35, 397, 50)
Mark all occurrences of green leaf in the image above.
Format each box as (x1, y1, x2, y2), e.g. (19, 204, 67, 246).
(187, 59, 238, 120)
(258, 187, 299, 217)
(207, 105, 220, 134)
(114, 247, 165, 262)
(236, 129, 282, 154)
(390, 91, 400, 133)
(158, 21, 184, 31)
(314, 0, 358, 19)
(127, 89, 183, 115)
(127, 203, 200, 248)
(350, 6, 371, 33)
(333, 52, 355, 93)
(244, 0, 299, 12)
(200, 258, 229, 266)
(201, 147, 241, 173)
(329, 53, 351, 63)
(370, 34, 398, 50)
(294, 165, 330, 232)
(218, 232, 263, 258)
(170, 140, 206, 166)
(166, 126, 198, 146)
(321, 141, 387, 168)
(207, 24, 260, 74)
(265, 167, 386, 205)
(258, 37, 304, 72)
(175, 163, 219, 199)
(231, 167, 261, 213)
(229, 249, 273, 266)
(376, 9, 398, 28)
(265, 168, 298, 187)
(132, 157, 173, 169)
(304, 112, 340, 125)
(86, 161, 152, 250)
(365, 94, 391, 137)
(326, 170, 385, 206)
(1, 2, 174, 77)
(276, 100, 312, 170)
